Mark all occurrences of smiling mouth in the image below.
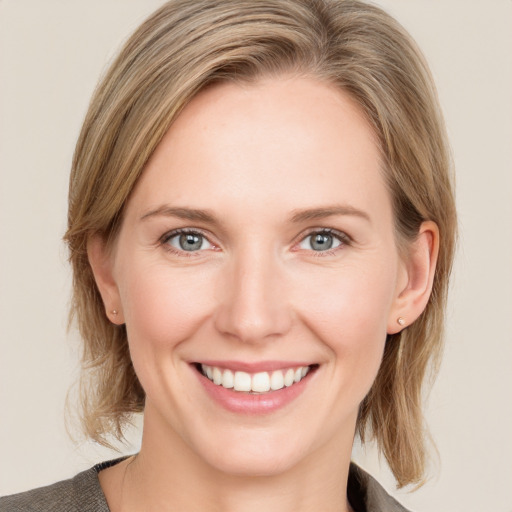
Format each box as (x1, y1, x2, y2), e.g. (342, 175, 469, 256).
(195, 363, 317, 394)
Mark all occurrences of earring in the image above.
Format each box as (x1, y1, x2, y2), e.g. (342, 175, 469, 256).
(111, 309, 118, 316)
(397, 317, 405, 326)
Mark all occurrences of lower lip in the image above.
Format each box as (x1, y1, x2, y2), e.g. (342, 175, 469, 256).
(194, 366, 315, 414)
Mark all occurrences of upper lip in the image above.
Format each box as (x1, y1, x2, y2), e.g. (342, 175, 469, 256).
(194, 360, 316, 373)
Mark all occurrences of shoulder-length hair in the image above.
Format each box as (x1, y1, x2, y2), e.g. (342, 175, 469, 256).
(64, 0, 456, 488)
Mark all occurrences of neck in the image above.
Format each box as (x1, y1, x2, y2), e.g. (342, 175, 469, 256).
(105, 406, 356, 512)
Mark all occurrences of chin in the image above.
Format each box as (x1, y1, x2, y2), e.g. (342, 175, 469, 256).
(203, 444, 302, 478)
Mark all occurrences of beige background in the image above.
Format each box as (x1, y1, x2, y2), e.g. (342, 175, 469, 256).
(1, 1, 511, 510)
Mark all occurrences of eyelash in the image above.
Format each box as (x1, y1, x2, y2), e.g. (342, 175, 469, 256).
(160, 228, 215, 258)
(159, 227, 352, 257)
(298, 228, 352, 257)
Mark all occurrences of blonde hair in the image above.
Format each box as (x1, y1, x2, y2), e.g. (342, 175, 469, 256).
(65, 0, 456, 488)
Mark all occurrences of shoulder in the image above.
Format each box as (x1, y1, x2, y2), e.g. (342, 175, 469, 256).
(0, 467, 110, 512)
(348, 463, 412, 512)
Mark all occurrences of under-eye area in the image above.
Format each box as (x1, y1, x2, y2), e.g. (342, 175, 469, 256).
(194, 363, 319, 394)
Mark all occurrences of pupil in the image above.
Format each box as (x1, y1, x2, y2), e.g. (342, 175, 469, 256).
(179, 233, 202, 251)
(312, 233, 332, 251)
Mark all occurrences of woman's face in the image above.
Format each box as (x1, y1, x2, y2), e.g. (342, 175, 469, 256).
(101, 77, 410, 476)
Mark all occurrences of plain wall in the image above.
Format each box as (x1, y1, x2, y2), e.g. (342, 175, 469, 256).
(1, 1, 511, 510)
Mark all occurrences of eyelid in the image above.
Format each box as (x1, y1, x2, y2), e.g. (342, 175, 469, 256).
(158, 226, 351, 257)
(300, 227, 351, 241)
(160, 227, 209, 243)
(159, 227, 218, 255)
(293, 227, 352, 253)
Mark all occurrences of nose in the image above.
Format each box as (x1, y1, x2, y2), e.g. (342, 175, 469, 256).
(213, 246, 292, 344)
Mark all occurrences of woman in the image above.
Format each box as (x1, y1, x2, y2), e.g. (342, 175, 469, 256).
(0, 0, 456, 510)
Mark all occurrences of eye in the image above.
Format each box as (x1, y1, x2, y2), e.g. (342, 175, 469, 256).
(298, 230, 346, 252)
(164, 230, 213, 252)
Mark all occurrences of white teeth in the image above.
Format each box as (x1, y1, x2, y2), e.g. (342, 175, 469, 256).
(213, 367, 222, 385)
(234, 371, 252, 392)
(200, 364, 311, 393)
(222, 369, 234, 389)
(252, 372, 270, 392)
(270, 370, 284, 391)
(284, 368, 295, 387)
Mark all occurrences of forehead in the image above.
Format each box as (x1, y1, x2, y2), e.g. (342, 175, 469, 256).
(127, 76, 390, 225)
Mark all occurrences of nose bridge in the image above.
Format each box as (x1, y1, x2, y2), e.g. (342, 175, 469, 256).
(214, 241, 291, 343)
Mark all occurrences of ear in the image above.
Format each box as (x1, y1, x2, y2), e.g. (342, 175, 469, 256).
(87, 235, 124, 325)
(387, 221, 439, 334)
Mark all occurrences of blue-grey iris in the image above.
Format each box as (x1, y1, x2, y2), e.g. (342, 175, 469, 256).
(179, 233, 203, 251)
(311, 233, 333, 251)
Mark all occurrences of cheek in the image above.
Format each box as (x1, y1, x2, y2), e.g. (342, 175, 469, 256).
(118, 261, 214, 352)
(295, 262, 396, 393)
(296, 259, 396, 334)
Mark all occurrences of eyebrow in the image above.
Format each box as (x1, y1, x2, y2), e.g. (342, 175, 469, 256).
(140, 204, 371, 225)
(140, 206, 217, 224)
(290, 205, 371, 223)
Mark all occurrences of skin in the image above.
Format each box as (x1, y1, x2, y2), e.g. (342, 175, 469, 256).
(89, 76, 438, 512)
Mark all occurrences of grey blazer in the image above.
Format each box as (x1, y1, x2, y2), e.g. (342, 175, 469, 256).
(0, 459, 411, 512)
